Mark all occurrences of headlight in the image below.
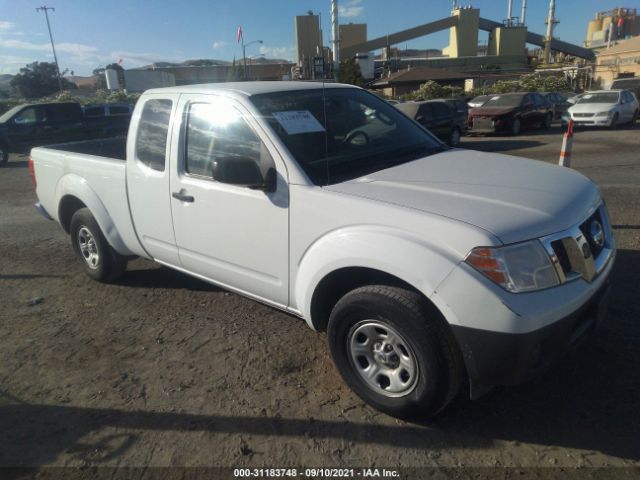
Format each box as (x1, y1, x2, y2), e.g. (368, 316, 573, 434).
(595, 110, 612, 117)
(465, 241, 559, 293)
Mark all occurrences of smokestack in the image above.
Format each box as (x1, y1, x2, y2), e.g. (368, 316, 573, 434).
(507, 0, 513, 26)
(543, 0, 556, 63)
(331, 0, 340, 67)
(521, 0, 527, 25)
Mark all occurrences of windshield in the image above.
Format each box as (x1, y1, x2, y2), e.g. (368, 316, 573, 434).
(250, 88, 445, 185)
(578, 92, 620, 104)
(0, 106, 25, 123)
(482, 95, 525, 108)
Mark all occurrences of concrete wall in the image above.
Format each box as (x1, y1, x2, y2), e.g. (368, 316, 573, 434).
(295, 14, 323, 64)
(123, 70, 175, 93)
(595, 49, 640, 87)
(445, 8, 479, 58)
(488, 27, 527, 57)
(340, 23, 367, 49)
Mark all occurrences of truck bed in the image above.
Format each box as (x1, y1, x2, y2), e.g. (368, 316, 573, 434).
(31, 141, 143, 257)
(45, 136, 127, 160)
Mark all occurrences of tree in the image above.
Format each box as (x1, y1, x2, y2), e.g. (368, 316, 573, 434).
(10, 62, 74, 99)
(336, 58, 364, 87)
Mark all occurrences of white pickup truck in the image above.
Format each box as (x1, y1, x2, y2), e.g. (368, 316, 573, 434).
(31, 82, 615, 418)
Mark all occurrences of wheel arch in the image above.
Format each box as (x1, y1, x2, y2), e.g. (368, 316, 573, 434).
(295, 226, 464, 332)
(55, 174, 133, 255)
(309, 266, 424, 332)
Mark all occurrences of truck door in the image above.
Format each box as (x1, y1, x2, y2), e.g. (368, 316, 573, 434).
(126, 94, 181, 265)
(168, 94, 289, 307)
(7, 105, 49, 152)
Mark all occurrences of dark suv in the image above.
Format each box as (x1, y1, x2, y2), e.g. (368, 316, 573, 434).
(467, 92, 554, 135)
(395, 100, 466, 146)
(0, 102, 131, 166)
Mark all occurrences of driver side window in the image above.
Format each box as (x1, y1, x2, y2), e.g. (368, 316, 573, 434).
(185, 101, 263, 178)
(14, 107, 46, 125)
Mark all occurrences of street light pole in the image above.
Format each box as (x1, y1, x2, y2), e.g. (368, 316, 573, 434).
(36, 5, 63, 92)
(242, 39, 263, 79)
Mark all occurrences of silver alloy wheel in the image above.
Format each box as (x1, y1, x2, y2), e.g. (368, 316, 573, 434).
(77, 226, 100, 270)
(347, 320, 419, 397)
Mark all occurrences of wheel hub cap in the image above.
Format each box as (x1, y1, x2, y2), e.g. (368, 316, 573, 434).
(78, 226, 100, 270)
(348, 321, 418, 397)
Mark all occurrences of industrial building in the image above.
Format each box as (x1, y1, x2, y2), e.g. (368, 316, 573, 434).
(586, 8, 639, 49)
(594, 35, 640, 88)
(294, 12, 325, 79)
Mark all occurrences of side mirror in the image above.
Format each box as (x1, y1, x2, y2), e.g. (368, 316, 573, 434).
(211, 156, 276, 193)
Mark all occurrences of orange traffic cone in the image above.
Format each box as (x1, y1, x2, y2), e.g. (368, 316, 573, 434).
(559, 120, 574, 168)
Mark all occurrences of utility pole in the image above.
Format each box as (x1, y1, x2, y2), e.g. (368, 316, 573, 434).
(36, 6, 63, 92)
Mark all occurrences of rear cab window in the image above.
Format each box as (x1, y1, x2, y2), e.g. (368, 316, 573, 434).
(135, 98, 173, 172)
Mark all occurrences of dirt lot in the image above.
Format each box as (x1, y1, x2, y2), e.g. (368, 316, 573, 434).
(1, 125, 639, 478)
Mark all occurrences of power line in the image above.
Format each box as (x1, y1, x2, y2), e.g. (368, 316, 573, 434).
(36, 5, 63, 92)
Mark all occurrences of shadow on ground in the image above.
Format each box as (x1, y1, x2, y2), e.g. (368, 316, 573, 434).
(1, 250, 639, 468)
(114, 265, 220, 292)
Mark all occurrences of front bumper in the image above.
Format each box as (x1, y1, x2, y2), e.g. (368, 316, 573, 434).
(562, 114, 613, 127)
(448, 279, 610, 386)
(431, 203, 616, 386)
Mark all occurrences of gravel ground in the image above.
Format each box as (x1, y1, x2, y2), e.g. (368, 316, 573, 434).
(1, 125, 639, 478)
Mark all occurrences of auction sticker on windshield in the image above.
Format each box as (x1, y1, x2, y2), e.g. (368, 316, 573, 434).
(272, 110, 325, 135)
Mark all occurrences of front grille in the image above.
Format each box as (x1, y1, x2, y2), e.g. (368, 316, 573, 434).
(574, 113, 594, 118)
(542, 202, 614, 284)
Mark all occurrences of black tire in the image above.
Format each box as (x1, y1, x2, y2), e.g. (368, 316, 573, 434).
(448, 126, 461, 147)
(609, 113, 619, 129)
(542, 113, 553, 129)
(327, 285, 464, 419)
(70, 208, 127, 282)
(510, 118, 521, 136)
(0, 145, 8, 167)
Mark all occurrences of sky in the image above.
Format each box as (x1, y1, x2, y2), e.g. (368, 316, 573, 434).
(0, 0, 632, 76)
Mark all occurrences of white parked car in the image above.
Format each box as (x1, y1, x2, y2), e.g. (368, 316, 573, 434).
(566, 90, 639, 127)
(30, 82, 615, 419)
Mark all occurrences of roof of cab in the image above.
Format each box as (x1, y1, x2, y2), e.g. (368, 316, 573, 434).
(144, 81, 357, 97)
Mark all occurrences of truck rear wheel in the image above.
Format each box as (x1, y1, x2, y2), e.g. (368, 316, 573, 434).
(327, 285, 464, 419)
(70, 208, 127, 282)
(0, 145, 8, 167)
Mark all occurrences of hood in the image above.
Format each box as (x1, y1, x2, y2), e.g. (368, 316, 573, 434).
(569, 102, 617, 114)
(469, 106, 518, 117)
(325, 150, 599, 244)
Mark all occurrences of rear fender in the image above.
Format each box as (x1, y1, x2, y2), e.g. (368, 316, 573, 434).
(55, 173, 133, 255)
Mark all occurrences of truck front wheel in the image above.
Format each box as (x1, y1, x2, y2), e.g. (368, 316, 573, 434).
(327, 285, 464, 419)
(70, 208, 127, 282)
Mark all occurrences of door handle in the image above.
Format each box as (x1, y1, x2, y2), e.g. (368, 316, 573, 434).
(172, 190, 195, 203)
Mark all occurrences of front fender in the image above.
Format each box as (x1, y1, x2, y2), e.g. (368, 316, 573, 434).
(55, 173, 134, 255)
(294, 225, 462, 328)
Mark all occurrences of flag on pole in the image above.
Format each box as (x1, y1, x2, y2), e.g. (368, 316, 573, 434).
(237, 26, 243, 44)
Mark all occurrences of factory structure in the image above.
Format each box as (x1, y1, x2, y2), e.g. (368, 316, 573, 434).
(99, 1, 639, 95)
(293, 0, 596, 94)
(586, 8, 640, 49)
